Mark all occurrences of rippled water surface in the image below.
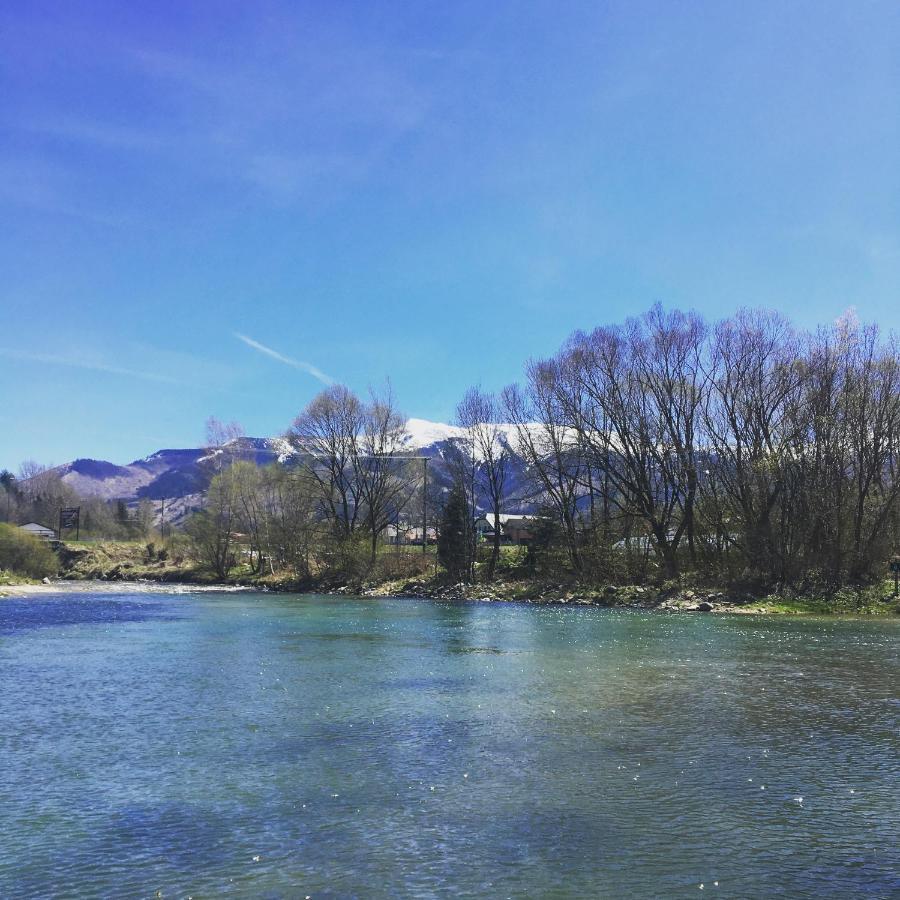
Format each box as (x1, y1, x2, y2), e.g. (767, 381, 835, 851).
(1, 590, 897, 898)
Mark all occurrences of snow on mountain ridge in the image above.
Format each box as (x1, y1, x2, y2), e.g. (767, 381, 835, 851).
(404, 418, 528, 450)
(46, 420, 539, 504)
(404, 418, 466, 448)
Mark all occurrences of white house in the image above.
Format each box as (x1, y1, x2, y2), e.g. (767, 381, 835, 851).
(474, 513, 542, 545)
(384, 524, 437, 545)
(18, 523, 58, 541)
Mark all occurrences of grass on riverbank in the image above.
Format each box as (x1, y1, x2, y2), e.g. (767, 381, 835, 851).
(35, 539, 900, 616)
(57, 540, 212, 583)
(756, 582, 899, 616)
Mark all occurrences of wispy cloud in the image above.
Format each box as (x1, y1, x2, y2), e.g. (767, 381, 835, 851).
(234, 333, 334, 385)
(20, 117, 170, 154)
(1, 7, 440, 218)
(0, 158, 130, 226)
(0, 348, 179, 384)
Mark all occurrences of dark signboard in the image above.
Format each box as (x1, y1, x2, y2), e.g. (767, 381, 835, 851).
(60, 507, 80, 529)
(59, 506, 81, 538)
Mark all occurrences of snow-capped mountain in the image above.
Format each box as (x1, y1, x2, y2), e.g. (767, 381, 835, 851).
(48, 420, 539, 513)
(404, 418, 467, 447)
(50, 438, 283, 502)
(404, 418, 524, 454)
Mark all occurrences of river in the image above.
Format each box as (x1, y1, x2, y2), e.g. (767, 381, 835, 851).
(1, 588, 897, 897)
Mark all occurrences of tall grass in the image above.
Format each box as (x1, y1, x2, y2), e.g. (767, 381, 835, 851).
(0, 524, 59, 578)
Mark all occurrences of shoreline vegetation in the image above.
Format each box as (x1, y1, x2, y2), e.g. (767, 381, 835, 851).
(2, 541, 897, 616)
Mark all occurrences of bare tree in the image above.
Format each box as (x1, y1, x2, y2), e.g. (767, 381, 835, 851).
(565, 306, 707, 578)
(457, 387, 511, 580)
(203, 417, 245, 474)
(699, 309, 802, 582)
(783, 316, 900, 584)
(16, 460, 79, 528)
(503, 358, 585, 573)
(843, 325, 900, 579)
(186, 468, 240, 578)
(288, 384, 416, 567)
(288, 385, 364, 540)
(356, 386, 415, 562)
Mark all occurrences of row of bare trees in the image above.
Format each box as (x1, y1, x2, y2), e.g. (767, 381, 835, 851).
(189, 390, 424, 580)
(186, 458, 320, 579)
(189, 306, 897, 590)
(460, 305, 899, 588)
(287, 385, 419, 562)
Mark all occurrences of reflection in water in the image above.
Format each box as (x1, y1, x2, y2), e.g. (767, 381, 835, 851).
(0, 592, 897, 898)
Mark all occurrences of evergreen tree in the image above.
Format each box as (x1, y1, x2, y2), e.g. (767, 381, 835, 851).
(438, 483, 471, 582)
(0, 471, 15, 523)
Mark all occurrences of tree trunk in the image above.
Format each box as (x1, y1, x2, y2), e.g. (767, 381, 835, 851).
(487, 508, 501, 581)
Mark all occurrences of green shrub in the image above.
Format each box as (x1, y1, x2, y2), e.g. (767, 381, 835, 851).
(0, 524, 59, 578)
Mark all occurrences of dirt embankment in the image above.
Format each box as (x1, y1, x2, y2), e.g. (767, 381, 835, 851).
(57, 541, 207, 584)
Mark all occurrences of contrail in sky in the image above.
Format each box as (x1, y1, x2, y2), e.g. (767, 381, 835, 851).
(234, 332, 334, 385)
(0, 348, 179, 384)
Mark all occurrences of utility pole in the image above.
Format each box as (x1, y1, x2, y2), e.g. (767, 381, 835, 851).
(422, 456, 428, 554)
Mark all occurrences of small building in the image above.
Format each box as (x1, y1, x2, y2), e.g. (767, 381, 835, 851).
(396, 525, 437, 546)
(474, 513, 542, 545)
(19, 522, 58, 541)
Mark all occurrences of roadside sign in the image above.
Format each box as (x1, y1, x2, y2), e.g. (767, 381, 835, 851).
(59, 506, 81, 540)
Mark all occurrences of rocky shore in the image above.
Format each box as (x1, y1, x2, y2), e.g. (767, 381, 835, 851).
(353, 582, 767, 613)
(333, 577, 899, 615)
(4, 557, 897, 616)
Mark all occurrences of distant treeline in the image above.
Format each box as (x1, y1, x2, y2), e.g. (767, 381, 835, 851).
(189, 305, 899, 591)
(186, 394, 429, 582)
(0, 466, 156, 541)
(488, 305, 900, 590)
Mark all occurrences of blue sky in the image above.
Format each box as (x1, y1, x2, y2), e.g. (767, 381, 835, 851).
(2, 1, 899, 469)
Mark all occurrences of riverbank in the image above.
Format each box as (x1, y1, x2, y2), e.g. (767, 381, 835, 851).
(4, 571, 898, 616)
(353, 573, 900, 615)
(0, 580, 257, 598)
(0, 569, 41, 595)
(3, 540, 897, 614)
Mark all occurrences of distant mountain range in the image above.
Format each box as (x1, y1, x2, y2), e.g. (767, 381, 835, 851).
(49, 419, 538, 521)
(52, 439, 280, 503)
